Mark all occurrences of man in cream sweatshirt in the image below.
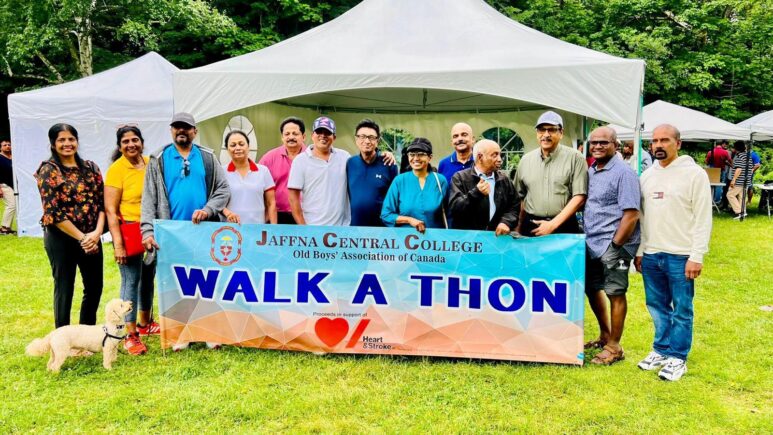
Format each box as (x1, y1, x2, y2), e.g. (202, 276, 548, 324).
(634, 124, 712, 381)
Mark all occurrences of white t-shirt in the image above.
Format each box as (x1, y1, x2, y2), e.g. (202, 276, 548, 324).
(223, 161, 276, 224)
(287, 147, 351, 226)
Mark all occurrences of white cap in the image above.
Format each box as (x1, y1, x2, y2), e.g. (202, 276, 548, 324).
(535, 111, 563, 128)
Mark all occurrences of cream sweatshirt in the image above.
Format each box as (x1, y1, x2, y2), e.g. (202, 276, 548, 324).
(637, 155, 713, 263)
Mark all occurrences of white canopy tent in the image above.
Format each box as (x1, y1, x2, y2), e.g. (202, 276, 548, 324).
(610, 100, 751, 141)
(175, 0, 645, 157)
(738, 110, 773, 141)
(8, 52, 178, 237)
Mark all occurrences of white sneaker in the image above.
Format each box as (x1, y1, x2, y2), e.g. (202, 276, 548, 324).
(658, 358, 687, 381)
(637, 351, 668, 371)
(172, 342, 189, 352)
(206, 342, 222, 350)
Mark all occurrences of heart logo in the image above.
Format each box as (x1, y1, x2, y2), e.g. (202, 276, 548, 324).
(314, 317, 349, 347)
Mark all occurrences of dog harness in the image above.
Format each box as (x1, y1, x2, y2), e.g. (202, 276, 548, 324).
(102, 325, 126, 347)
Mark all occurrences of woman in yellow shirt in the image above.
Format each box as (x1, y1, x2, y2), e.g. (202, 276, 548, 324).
(105, 126, 157, 355)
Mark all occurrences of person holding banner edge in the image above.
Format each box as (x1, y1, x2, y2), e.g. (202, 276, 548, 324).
(583, 127, 641, 365)
(140, 112, 230, 351)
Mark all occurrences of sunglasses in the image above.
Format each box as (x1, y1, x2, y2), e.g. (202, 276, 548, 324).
(181, 158, 190, 177)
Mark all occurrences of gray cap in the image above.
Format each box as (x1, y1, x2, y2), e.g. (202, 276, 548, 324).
(535, 111, 563, 128)
(170, 112, 196, 127)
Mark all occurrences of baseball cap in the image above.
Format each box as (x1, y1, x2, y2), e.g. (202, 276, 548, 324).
(170, 112, 196, 128)
(535, 111, 563, 128)
(313, 116, 336, 134)
(406, 137, 433, 154)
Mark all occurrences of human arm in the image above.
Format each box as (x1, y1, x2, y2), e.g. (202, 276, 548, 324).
(531, 195, 585, 236)
(140, 157, 160, 248)
(447, 172, 483, 221)
(381, 151, 396, 166)
(288, 188, 306, 225)
(200, 161, 231, 221)
(686, 170, 713, 278)
(265, 188, 278, 224)
(104, 186, 127, 263)
(222, 208, 241, 224)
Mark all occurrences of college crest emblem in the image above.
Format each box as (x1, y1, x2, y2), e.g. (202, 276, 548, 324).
(210, 226, 243, 266)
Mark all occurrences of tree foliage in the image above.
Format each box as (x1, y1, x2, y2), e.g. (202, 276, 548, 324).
(0, 0, 771, 122)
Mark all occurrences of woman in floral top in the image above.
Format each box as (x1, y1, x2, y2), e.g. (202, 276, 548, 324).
(35, 123, 105, 328)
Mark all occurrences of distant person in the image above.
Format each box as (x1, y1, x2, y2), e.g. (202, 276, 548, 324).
(727, 141, 753, 219)
(635, 124, 712, 381)
(747, 148, 762, 205)
(141, 112, 230, 351)
(35, 124, 105, 328)
(382, 138, 448, 231)
(105, 126, 158, 355)
(583, 127, 640, 366)
(704, 140, 731, 204)
(347, 119, 398, 226)
(0, 138, 15, 234)
(438, 123, 475, 182)
(259, 117, 307, 224)
(448, 139, 517, 234)
(514, 111, 587, 236)
(622, 140, 652, 174)
(222, 130, 278, 224)
(288, 116, 351, 225)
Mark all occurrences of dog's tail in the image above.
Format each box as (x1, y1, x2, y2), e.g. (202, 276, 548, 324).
(26, 336, 51, 357)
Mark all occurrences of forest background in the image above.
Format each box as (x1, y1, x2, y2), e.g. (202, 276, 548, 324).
(0, 0, 771, 139)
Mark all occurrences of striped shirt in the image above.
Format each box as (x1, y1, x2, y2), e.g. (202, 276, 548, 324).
(732, 152, 754, 186)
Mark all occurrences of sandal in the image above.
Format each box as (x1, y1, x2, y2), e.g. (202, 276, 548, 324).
(590, 345, 625, 365)
(584, 338, 606, 350)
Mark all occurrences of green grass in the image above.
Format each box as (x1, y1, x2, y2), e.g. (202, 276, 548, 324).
(1, 205, 771, 433)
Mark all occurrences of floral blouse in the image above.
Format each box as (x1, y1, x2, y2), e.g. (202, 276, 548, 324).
(35, 159, 104, 232)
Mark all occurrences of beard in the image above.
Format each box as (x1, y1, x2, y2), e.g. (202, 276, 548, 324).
(653, 150, 667, 160)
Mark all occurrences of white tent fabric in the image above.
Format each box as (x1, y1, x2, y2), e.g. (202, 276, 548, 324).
(738, 110, 773, 141)
(610, 100, 751, 141)
(175, 0, 645, 128)
(8, 52, 178, 237)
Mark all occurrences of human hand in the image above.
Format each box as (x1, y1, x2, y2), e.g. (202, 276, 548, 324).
(494, 223, 511, 236)
(477, 178, 490, 196)
(142, 236, 160, 252)
(113, 244, 127, 265)
(225, 211, 241, 224)
(409, 217, 426, 233)
(530, 220, 555, 236)
(381, 151, 396, 166)
(80, 231, 100, 253)
(192, 209, 208, 224)
(685, 260, 703, 280)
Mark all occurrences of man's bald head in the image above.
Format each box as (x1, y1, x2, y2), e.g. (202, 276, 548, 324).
(473, 139, 502, 175)
(451, 122, 474, 154)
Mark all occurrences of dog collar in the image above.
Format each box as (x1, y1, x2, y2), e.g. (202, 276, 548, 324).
(102, 326, 127, 347)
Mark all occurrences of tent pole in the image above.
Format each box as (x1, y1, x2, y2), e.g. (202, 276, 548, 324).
(634, 93, 644, 175)
(740, 137, 754, 222)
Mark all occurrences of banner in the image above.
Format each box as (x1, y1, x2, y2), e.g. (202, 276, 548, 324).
(156, 220, 586, 365)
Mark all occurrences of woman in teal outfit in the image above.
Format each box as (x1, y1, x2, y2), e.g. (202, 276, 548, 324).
(381, 138, 448, 232)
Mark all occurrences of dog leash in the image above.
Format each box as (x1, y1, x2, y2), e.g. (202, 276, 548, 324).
(102, 325, 126, 347)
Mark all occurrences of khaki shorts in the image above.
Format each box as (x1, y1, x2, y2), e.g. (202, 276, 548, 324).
(586, 244, 633, 296)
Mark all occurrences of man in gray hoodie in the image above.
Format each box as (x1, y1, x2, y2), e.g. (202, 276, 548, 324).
(141, 112, 230, 252)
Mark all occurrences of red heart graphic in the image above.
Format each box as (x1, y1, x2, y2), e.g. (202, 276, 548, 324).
(315, 317, 349, 347)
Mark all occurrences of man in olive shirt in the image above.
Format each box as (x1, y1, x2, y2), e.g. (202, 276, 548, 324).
(514, 111, 587, 236)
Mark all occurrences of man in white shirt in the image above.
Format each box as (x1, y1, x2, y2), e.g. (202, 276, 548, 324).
(288, 116, 351, 226)
(634, 124, 712, 382)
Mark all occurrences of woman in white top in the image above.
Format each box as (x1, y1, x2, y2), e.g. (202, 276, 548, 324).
(222, 130, 278, 224)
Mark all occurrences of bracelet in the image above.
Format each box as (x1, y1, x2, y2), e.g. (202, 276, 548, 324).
(79, 235, 87, 243)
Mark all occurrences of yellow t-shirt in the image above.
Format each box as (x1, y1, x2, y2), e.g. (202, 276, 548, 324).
(105, 155, 149, 222)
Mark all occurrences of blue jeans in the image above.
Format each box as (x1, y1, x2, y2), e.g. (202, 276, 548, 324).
(118, 255, 156, 323)
(641, 253, 695, 361)
(712, 168, 729, 204)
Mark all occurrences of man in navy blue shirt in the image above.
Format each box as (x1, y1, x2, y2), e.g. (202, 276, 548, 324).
(346, 119, 398, 226)
(438, 123, 475, 182)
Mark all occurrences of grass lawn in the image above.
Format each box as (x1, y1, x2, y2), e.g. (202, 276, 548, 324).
(1, 204, 771, 433)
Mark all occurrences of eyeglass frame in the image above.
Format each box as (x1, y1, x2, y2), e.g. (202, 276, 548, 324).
(355, 134, 380, 142)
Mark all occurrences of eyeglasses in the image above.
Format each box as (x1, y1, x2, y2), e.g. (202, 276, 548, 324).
(536, 126, 561, 134)
(355, 134, 379, 142)
(181, 159, 190, 177)
(588, 140, 613, 147)
(407, 152, 429, 159)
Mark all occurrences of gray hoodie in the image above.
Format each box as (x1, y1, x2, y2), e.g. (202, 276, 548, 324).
(140, 143, 230, 239)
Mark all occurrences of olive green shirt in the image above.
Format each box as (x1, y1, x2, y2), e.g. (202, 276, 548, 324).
(514, 145, 588, 217)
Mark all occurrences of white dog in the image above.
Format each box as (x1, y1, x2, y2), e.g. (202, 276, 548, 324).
(26, 299, 133, 372)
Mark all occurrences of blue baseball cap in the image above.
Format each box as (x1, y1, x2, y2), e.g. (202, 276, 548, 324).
(313, 116, 336, 134)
